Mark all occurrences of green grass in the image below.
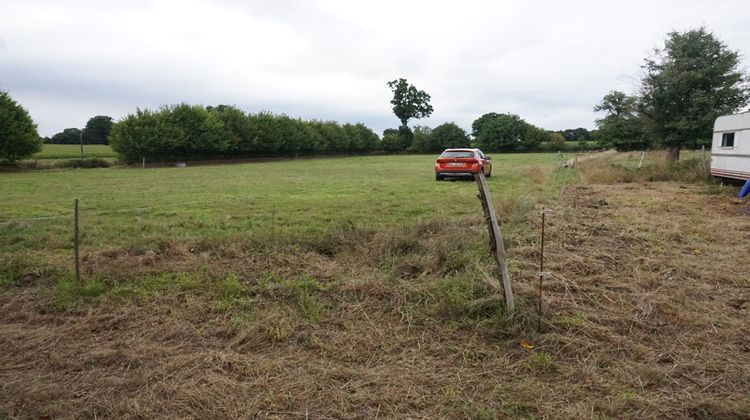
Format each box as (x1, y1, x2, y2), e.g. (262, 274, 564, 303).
(0, 153, 576, 311)
(33, 144, 117, 160)
(0, 154, 563, 256)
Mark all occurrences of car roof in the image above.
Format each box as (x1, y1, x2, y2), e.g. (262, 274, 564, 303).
(442, 148, 477, 152)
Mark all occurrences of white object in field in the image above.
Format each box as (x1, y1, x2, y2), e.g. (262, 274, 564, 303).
(711, 112, 750, 180)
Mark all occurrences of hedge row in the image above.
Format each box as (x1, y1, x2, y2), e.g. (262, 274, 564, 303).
(110, 104, 381, 163)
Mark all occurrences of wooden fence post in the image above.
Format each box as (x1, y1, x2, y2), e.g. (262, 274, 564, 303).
(474, 172, 515, 312)
(73, 198, 80, 285)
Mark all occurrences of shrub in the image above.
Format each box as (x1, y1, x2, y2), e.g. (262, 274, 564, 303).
(0, 90, 42, 162)
(55, 158, 111, 169)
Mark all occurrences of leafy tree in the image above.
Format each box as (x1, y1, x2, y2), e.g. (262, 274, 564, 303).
(160, 104, 230, 157)
(473, 113, 536, 152)
(209, 105, 254, 154)
(431, 122, 469, 150)
(314, 120, 348, 154)
(82, 115, 114, 144)
(345, 123, 380, 153)
(277, 115, 308, 156)
(110, 109, 180, 162)
(639, 27, 750, 161)
(0, 90, 41, 162)
(562, 127, 590, 141)
(387, 78, 433, 131)
(381, 131, 404, 153)
(523, 124, 545, 150)
(380, 128, 411, 153)
(397, 126, 414, 151)
(50, 128, 82, 144)
(545, 131, 566, 148)
(594, 90, 650, 151)
(407, 126, 434, 153)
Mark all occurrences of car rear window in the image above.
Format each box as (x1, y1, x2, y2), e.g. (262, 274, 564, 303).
(440, 151, 474, 158)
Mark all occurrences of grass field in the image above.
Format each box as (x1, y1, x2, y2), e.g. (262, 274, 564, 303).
(0, 154, 565, 261)
(33, 144, 117, 159)
(1, 152, 749, 418)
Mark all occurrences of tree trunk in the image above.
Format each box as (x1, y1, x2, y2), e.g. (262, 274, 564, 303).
(666, 146, 680, 162)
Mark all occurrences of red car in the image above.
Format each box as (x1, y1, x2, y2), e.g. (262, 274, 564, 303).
(434, 148, 492, 181)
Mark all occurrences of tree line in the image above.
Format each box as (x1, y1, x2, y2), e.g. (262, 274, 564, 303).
(45, 115, 114, 145)
(594, 27, 749, 160)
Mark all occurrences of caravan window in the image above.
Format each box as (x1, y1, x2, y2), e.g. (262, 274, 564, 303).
(721, 132, 735, 148)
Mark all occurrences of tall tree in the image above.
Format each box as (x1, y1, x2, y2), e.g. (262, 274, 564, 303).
(387, 78, 433, 131)
(0, 90, 41, 162)
(82, 115, 114, 144)
(639, 27, 750, 161)
(594, 90, 650, 151)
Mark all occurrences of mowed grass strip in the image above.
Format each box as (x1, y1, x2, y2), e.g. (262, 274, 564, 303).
(33, 144, 117, 159)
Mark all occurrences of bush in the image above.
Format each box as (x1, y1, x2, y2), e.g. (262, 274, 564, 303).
(473, 113, 538, 152)
(0, 90, 42, 162)
(56, 158, 111, 169)
(431, 122, 470, 150)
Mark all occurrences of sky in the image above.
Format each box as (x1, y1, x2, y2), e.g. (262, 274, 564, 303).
(1, 0, 749, 137)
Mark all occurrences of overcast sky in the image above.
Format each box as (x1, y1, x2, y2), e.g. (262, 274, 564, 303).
(2, 0, 749, 137)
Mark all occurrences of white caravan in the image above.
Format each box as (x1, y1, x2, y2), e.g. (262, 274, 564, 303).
(711, 112, 750, 180)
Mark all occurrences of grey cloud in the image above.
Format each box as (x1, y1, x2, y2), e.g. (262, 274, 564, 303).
(1, 0, 749, 137)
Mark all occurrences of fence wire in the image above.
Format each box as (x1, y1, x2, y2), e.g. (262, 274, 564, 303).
(0, 198, 246, 226)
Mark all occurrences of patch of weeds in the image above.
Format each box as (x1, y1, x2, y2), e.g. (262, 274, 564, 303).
(528, 351, 553, 372)
(291, 277, 328, 323)
(0, 275, 10, 290)
(432, 273, 503, 320)
(228, 313, 253, 331)
(216, 274, 244, 298)
(109, 272, 203, 301)
(701, 182, 736, 196)
(259, 274, 330, 323)
(297, 289, 325, 323)
(214, 274, 258, 312)
(555, 313, 586, 329)
(435, 246, 472, 274)
(54, 278, 107, 310)
(0, 254, 61, 289)
(388, 236, 421, 255)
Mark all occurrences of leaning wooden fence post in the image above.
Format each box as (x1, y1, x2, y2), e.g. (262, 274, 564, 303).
(474, 172, 515, 312)
(73, 198, 80, 285)
(538, 208, 546, 333)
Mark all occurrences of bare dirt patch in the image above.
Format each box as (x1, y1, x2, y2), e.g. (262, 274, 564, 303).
(1, 183, 749, 418)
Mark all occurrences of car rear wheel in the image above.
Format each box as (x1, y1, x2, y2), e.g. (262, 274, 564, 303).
(435, 173, 443, 181)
